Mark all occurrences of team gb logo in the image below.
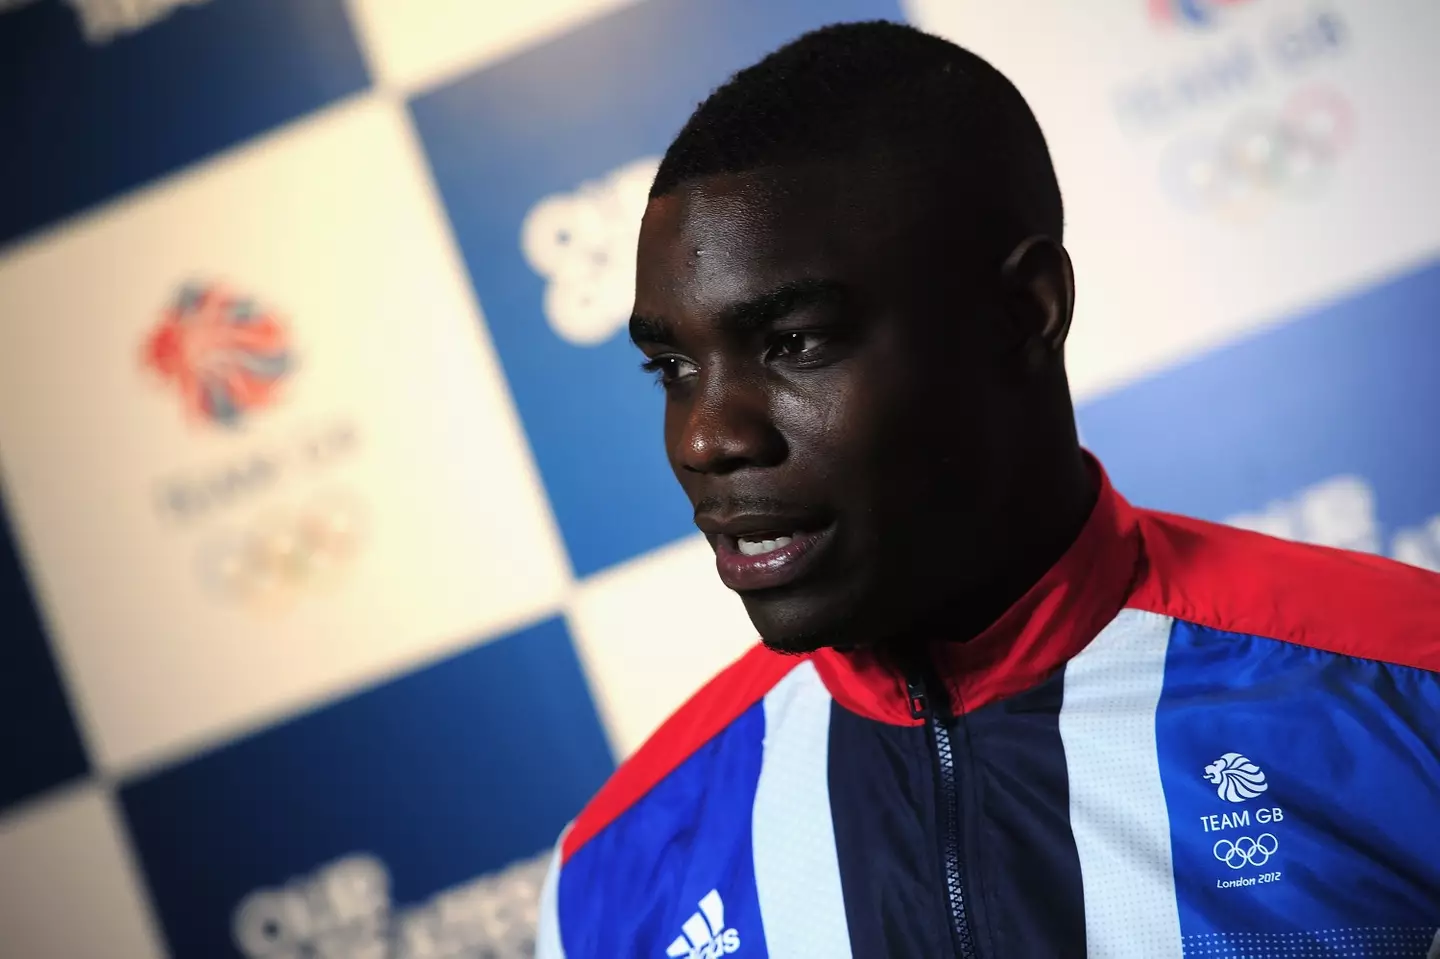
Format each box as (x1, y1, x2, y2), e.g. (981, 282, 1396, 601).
(1204, 753, 1269, 803)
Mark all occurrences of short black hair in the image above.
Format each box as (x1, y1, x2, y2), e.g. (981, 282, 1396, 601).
(652, 20, 1063, 251)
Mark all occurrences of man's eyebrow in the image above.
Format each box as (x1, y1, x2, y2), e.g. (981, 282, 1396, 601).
(628, 311, 672, 346)
(715, 278, 846, 334)
(627, 278, 845, 347)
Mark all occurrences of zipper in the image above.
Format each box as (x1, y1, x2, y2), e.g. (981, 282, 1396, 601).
(907, 670, 979, 959)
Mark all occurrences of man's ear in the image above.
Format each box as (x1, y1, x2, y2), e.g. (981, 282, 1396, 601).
(1000, 235, 1075, 367)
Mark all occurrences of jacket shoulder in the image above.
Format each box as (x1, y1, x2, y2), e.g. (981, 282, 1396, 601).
(561, 642, 800, 863)
(1130, 507, 1440, 672)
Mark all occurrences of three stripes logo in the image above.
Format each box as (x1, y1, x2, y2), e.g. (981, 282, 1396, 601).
(665, 890, 741, 959)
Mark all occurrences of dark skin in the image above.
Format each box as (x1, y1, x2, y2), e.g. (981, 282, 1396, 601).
(630, 158, 1096, 655)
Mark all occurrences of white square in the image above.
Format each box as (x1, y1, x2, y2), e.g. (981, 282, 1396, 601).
(347, 0, 642, 94)
(905, 0, 1440, 400)
(0, 785, 166, 959)
(566, 534, 757, 758)
(0, 95, 571, 774)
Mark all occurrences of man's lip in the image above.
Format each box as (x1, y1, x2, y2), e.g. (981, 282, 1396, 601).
(711, 522, 837, 592)
(694, 510, 830, 540)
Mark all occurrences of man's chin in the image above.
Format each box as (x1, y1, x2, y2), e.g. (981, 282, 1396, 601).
(744, 594, 870, 655)
(756, 631, 830, 656)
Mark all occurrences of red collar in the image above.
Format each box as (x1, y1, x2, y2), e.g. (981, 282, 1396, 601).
(808, 455, 1144, 724)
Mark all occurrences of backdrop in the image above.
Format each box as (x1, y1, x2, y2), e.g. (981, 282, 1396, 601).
(0, 0, 1437, 956)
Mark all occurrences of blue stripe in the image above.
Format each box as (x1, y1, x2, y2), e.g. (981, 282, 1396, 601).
(1156, 620, 1440, 946)
(559, 703, 768, 959)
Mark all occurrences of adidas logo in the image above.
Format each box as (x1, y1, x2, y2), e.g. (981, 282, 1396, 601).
(665, 889, 741, 959)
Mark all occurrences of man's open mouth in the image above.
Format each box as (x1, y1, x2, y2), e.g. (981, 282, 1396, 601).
(711, 522, 836, 592)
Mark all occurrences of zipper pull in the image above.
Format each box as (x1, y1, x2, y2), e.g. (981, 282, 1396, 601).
(905, 674, 929, 720)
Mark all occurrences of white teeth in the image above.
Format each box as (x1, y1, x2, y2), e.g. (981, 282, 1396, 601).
(737, 534, 795, 557)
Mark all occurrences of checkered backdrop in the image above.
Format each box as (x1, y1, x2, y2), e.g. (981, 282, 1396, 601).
(0, 0, 1436, 956)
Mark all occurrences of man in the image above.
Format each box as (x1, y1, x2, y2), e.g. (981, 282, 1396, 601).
(536, 20, 1440, 959)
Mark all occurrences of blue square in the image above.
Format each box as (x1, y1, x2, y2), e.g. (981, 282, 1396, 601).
(0, 499, 90, 814)
(0, 0, 370, 249)
(1078, 256, 1440, 538)
(118, 617, 614, 959)
(409, 0, 903, 577)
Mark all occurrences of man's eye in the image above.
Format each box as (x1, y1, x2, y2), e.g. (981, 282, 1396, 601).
(769, 331, 826, 359)
(640, 355, 699, 386)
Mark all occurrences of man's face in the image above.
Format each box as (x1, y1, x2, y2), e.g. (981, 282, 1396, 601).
(631, 164, 1020, 652)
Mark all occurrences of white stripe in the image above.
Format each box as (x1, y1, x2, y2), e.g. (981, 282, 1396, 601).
(1059, 608, 1183, 959)
(751, 660, 852, 958)
(534, 840, 567, 959)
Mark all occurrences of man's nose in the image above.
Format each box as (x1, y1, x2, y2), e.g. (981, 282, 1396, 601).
(674, 369, 786, 475)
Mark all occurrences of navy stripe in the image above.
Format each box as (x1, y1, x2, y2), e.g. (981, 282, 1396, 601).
(827, 701, 953, 957)
(956, 670, 1086, 957)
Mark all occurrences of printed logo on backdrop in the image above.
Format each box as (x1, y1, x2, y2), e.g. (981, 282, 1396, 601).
(1148, 0, 1255, 31)
(119, 616, 613, 959)
(144, 283, 294, 430)
(1225, 474, 1440, 573)
(231, 850, 550, 959)
(1198, 753, 1286, 890)
(522, 157, 661, 347)
(0, 0, 208, 43)
(1159, 85, 1352, 221)
(197, 486, 366, 612)
(141, 282, 368, 612)
(1116, 3, 1352, 221)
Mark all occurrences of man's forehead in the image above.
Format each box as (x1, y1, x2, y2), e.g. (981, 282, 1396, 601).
(644, 161, 898, 229)
(636, 167, 890, 311)
(643, 172, 804, 254)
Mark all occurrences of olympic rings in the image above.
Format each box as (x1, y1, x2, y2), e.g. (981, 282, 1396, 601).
(1213, 833, 1279, 869)
(1160, 86, 1353, 220)
(198, 489, 366, 610)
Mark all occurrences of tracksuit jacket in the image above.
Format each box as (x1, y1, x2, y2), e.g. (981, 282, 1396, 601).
(536, 460, 1440, 958)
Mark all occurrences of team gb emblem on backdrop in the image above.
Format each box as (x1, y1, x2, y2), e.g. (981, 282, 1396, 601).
(143, 282, 293, 428)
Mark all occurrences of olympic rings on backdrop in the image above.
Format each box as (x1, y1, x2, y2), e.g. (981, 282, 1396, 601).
(1213, 834, 1279, 869)
(1160, 86, 1353, 219)
(198, 489, 366, 610)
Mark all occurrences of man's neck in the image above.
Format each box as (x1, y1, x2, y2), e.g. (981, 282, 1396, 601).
(903, 443, 1099, 651)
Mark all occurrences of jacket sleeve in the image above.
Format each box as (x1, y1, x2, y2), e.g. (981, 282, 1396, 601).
(534, 839, 566, 959)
